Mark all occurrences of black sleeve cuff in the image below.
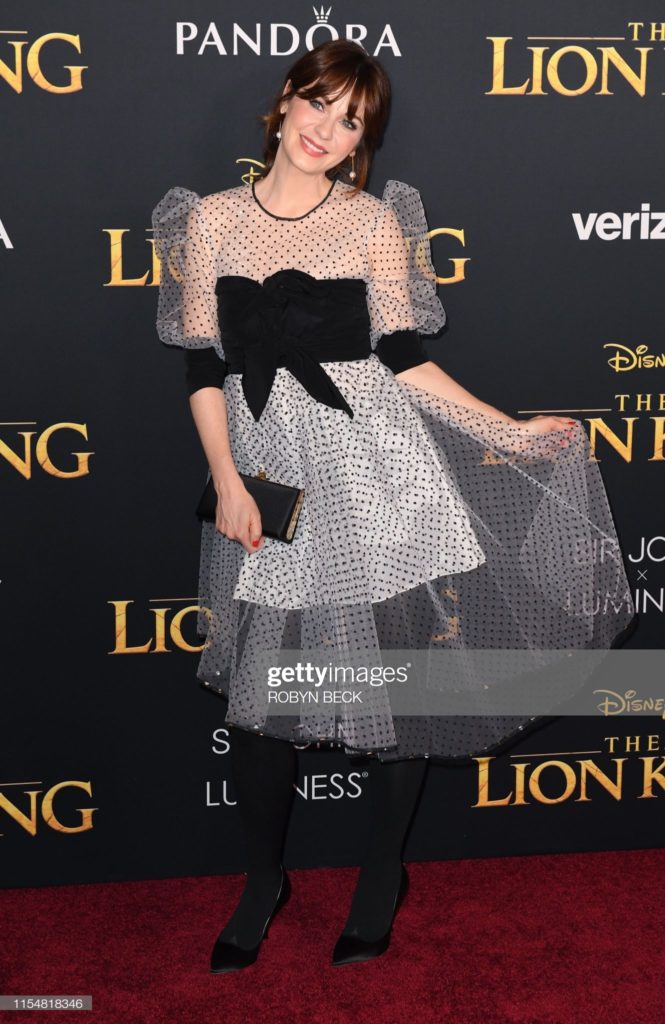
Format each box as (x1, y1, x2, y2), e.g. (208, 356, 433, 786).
(185, 347, 228, 395)
(375, 330, 429, 374)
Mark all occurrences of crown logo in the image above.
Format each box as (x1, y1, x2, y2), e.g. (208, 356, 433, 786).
(313, 5, 332, 24)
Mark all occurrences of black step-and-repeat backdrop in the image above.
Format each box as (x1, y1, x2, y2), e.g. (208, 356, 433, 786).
(2, 2, 664, 888)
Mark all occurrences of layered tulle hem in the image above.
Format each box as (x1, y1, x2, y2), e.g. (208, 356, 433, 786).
(192, 382, 635, 762)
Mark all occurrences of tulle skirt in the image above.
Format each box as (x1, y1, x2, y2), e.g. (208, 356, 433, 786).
(193, 356, 635, 763)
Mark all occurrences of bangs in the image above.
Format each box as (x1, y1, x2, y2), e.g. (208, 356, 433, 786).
(295, 65, 376, 125)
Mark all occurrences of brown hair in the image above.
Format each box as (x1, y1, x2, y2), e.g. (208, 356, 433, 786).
(258, 40, 392, 195)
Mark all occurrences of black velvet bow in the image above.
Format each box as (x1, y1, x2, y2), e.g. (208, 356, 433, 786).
(216, 269, 355, 423)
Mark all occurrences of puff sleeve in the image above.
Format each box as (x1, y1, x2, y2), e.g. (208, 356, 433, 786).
(367, 179, 446, 374)
(152, 187, 228, 394)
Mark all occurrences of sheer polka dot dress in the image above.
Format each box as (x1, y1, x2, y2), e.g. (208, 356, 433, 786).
(152, 176, 635, 763)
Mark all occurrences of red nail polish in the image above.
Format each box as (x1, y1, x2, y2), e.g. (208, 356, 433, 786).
(252, 539, 260, 547)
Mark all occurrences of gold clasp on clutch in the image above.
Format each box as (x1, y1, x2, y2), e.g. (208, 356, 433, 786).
(257, 465, 267, 479)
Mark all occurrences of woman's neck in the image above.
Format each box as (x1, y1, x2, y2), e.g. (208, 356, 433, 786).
(253, 152, 333, 219)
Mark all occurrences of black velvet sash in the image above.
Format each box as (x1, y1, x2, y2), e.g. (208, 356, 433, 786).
(216, 269, 372, 422)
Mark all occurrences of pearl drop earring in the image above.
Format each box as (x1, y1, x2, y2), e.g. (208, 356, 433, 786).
(276, 115, 284, 140)
(349, 153, 356, 180)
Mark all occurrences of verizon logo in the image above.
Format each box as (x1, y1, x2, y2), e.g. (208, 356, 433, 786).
(572, 203, 665, 240)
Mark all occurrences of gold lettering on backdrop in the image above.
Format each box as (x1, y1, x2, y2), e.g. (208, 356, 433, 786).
(595, 690, 665, 718)
(549, 47, 597, 97)
(108, 599, 212, 654)
(236, 157, 266, 186)
(576, 759, 625, 801)
(586, 417, 637, 462)
(0, 430, 35, 477)
(0, 781, 96, 837)
(622, 393, 665, 410)
(596, 47, 651, 96)
(486, 35, 652, 97)
(473, 751, 665, 805)
(170, 606, 210, 652)
(474, 734, 665, 806)
(475, 759, 585, 807)
(606, 734, 661, 752)
(430, 618, 460, 641)
(105, 229, 152, 287)
(0, 32, 87, 94)
(41, 781, 97, 833)
(585, 415, 665, 463)
(605, 344, 665, 372)
(475, 759, 515, 806)
(0, 422, 93, 478)
(431, 586, 460, 641)
(528, 761, 578, 804)
(479, 449, 547, 467)
(628, 22, 665, 42)
(35, 422, 93, 477)
(428, 228, 469, 285)
(641, 758, 665, 797)
(148, 231, 184, 289)
(0, 788, 39, 836)
(486, 37, 530, 94)
(652, 418, 665, 461)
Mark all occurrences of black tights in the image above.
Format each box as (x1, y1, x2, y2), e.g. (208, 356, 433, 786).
(218, 726, 298, 949)
(217, 726, 428, 948)
(341, 752, 428, 940)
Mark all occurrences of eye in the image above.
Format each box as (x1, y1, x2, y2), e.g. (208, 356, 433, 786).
(309, 98, 358, 131)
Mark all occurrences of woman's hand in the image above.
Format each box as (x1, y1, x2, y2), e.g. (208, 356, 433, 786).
(213, 473, 265, 553)
(512, 414, 577, 435)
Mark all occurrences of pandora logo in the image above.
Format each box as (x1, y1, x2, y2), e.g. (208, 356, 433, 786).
(175, 6, 402, 58)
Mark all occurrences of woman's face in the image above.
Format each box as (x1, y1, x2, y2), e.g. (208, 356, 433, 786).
(278, 78, 365, 176)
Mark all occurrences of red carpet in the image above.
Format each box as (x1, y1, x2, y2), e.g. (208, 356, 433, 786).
(2, 850, 663, 1024)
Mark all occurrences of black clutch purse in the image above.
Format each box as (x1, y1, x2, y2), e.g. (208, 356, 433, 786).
(196, 468, 305, 543)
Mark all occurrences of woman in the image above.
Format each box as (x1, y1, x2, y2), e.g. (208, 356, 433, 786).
(152, 40, 634, 972)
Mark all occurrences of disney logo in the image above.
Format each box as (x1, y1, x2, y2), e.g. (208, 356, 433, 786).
(594, 688, 665, 717)
(604, 343, 665, 372)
